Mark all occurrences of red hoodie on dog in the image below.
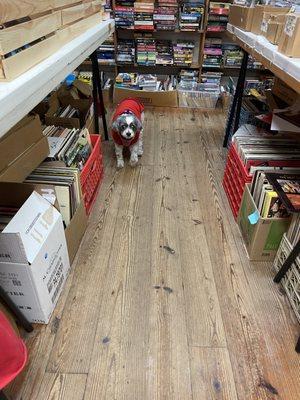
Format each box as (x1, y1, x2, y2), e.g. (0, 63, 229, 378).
(111, 98, 144, 147)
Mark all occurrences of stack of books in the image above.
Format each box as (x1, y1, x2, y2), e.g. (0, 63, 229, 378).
(222, 43, 243, 67)
(203, 38, 223, 68)
(53, 105, 79, 119)
(134, 1, 155, 31)
(26, 166, 81, 227)
(207, 1, 229, 32)
(136, 38, 156, 65)
(115, 73, 139, 88)
(200, 72, 222, 92)
(117, 39, 135, 64)
(114, 0, 135, 29)
(179, 0, 205, 31)
(43, 126, 92, 171)
(156, 40, 174, 65)
(154, 0, 178, 31)
(97, 37, 115, 64)
(173, 41, 195, 66)
(137, 74, 158, 90)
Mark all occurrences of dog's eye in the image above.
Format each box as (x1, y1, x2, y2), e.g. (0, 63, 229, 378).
(121, 124, 127, 130)
(130, 123, 136, 130)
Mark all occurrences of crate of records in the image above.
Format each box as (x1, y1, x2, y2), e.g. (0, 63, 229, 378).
(223, 125, 300, 219)
(177, 72, 221, 109)
(33, 126, 104, 215)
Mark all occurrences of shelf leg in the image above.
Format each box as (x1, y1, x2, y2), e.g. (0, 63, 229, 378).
(90, 51, 109, 141)
(0, 285, 33, 333)
(0, 391, 9, 400)
(223, 50, 249, 148)
(296, 336, 300, 353)
(274, 238, 300, 283)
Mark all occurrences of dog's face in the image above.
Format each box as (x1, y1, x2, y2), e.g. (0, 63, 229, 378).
(112, 113, 142, 141)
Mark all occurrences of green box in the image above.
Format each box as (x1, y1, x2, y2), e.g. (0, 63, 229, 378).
(238, 184, 291, 261)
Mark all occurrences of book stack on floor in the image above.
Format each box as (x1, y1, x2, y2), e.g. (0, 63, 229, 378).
(207, 1, 229, 32)
(138, 74, 158, 90)
(179, 0, 205, 31)
(97, 37, 115, 64)
(179, 69, 199, 86)
(117, 39, 136, 64)
(136, 38, 156, 65)
(115, 73, 139, 89)
(203, 38, 223, 68)
(173, 41, 195, 66)
(154, 0, 178, 31)
(115, 73, 176, 91)
(156, 40, 174, 65)
(114, 0, 135, 29)
(134, 0, 155, 31)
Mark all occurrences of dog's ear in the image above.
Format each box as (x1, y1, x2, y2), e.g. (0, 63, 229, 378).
(111, 118, 120, 132)
(134, 116, 142, 131)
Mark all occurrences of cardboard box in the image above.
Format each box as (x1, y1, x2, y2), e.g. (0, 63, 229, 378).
(45, 91, 91, 129)
(278, 13, 300, 58)
(113, 86, 178, 107)
(0, 115, 42, 172)
(262, 13, 286, 44)
(0, 183, 70, 324)
(0, 116, 49, 182)
(228, 5, 254, 31)
(238, 185, 291, 261)
(65, 200, 87, 264)
(272, 78, 299, 106)
(251, 5, 290, 34)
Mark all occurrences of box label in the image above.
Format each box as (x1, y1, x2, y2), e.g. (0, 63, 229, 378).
(284, 15, 296, 37)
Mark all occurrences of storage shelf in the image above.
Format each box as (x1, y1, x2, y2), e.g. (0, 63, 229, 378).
(0, 19, 115, 139)
(227, 23, 300, 94)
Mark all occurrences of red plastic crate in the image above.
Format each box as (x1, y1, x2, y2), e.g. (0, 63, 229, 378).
(81, 135, 104, 214)
(222, 144, 253, 219)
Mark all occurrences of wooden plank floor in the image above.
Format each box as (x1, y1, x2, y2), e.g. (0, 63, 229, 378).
(7, 108, 300, 400)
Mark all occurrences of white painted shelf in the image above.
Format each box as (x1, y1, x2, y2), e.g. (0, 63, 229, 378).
(0, 19, 115, 139)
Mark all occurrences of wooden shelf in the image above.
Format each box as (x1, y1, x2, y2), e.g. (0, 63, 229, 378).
(0, 19, 115, 139)
(227, 23, 300, 94)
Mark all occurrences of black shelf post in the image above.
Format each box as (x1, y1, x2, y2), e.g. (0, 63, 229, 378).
(223, 50, 249, 148)
(90, 51, 109, 141)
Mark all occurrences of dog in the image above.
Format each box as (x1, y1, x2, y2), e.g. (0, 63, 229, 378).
(111, 98, 144, 169)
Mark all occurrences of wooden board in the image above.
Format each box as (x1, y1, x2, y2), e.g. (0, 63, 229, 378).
(61, 3, 95, 26)
(1, 34, 60, 80)
(0, 1, 54, 24)
(4, 108, 300, 400)
(0, 12, 61, 55)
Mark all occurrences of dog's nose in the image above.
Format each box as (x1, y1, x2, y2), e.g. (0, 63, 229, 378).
(126, 132, 131, 137)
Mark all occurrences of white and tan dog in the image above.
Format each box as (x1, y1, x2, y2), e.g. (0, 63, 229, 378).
(111, 98, 144, 168)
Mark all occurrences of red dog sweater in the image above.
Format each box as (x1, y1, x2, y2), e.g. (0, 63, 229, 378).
(111, 98, 144, 147)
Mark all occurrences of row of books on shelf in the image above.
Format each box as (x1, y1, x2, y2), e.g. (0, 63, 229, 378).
(114, 0, 207, 31)
(115, 71, 222, 94)
(112, 38, 196, 66)
(203, 39, 263, 69)
(207, 1, 229, 32)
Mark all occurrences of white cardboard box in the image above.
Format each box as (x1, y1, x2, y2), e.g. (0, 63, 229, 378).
(0, 190, 70, 324)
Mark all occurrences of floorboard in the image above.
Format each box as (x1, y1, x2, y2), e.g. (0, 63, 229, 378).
(5, 107, 300, 400)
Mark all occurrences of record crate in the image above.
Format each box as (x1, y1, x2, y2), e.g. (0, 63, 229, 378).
(273, 234, 300, 323)
(81, 134, 104, 214)
(222, 143, 252, 219)
(0, 0, 103, 81)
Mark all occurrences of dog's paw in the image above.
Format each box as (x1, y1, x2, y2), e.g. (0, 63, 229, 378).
(117, 160, 124, 169)
(137, 148, 143, 157)
(129, 157, 138, 167)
